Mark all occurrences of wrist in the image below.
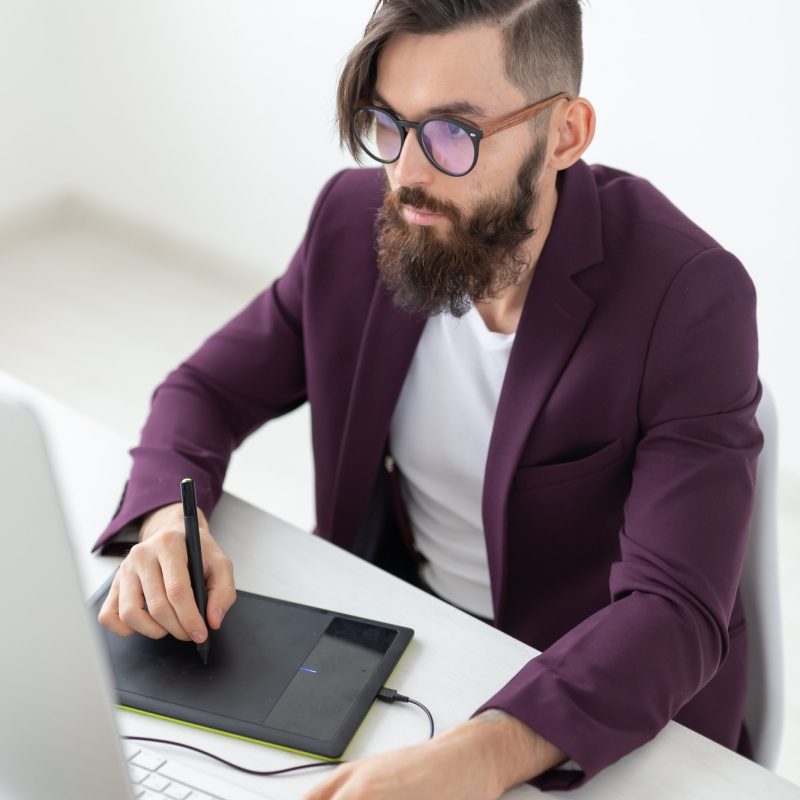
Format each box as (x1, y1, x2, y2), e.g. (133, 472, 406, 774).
(140, 502, 209, 541)
(443, 710, 565, 797)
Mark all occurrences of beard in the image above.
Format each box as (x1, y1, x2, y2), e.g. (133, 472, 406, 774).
(375, 137, 547, 318)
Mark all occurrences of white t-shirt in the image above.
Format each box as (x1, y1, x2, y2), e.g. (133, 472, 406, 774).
(390, 306, 515, 620)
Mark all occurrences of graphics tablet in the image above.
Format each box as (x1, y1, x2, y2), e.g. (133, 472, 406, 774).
(90, 576, 414, 758)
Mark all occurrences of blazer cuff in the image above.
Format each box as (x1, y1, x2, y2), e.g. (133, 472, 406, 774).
(92, 466, 219, 552)
(95, 519, 142, 556)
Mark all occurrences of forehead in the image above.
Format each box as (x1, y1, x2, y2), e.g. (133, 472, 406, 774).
(375, 25, 527, 119)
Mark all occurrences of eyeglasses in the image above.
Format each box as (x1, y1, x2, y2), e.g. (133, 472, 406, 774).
(352, 92, 570, 177)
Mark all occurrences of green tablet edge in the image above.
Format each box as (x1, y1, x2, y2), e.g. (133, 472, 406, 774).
(117, 647, 414, 762)
(118, 705, 340, 762)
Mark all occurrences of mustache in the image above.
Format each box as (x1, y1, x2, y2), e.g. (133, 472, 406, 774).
(386, 186, 462, 223)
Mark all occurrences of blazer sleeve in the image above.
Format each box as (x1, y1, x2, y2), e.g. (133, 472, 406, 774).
(92, 172, 347, 551)
(474, 247, 762, 789)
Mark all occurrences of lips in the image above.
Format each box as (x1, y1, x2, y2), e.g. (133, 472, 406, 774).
(401, 204, 443, 225)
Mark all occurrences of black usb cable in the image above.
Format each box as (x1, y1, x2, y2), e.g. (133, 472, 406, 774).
(376, 687, 435, 739)
(123, 686, 435, 777)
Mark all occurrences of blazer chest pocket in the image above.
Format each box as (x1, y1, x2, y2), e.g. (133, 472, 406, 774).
(512, 439, 626, 490)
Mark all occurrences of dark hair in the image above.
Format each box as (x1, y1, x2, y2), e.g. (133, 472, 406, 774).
(336, 0, 584, 160)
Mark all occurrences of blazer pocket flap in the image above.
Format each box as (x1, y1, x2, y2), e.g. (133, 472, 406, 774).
(512, 439, 625, 490)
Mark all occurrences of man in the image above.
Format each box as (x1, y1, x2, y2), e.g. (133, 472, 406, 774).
(95, 1, 762, 797)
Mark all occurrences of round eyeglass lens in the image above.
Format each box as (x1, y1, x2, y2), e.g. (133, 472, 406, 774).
(354, 107, 402, 163)
(421, 119, 476, 175)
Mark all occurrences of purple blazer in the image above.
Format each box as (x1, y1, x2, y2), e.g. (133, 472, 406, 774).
(94, 161, 761, 789)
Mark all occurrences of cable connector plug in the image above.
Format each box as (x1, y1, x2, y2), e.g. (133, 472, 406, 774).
(376, 687, 435, 738)
(377, 687, 409, 703)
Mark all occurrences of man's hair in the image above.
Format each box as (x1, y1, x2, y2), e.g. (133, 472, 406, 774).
(336, 0, 584, 160)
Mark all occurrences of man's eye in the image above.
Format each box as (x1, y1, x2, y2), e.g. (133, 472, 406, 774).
(446, 121, 466, 137)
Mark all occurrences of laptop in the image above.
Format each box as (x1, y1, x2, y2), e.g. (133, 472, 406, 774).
(0, 395, 275, 800)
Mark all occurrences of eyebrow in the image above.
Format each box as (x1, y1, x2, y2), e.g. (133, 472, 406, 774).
(372, 90, 486, 121)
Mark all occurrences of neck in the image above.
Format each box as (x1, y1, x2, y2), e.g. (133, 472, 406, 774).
(473, 174, 558, 334)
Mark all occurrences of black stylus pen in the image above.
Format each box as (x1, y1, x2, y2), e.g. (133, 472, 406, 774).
(181, 478, 210, 665)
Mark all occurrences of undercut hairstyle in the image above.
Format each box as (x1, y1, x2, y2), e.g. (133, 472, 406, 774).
(337, 0, 584, 160)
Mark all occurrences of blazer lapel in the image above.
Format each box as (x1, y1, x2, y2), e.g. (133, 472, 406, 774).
(483, 160, 605, 620)
(328, 280, 425, 551)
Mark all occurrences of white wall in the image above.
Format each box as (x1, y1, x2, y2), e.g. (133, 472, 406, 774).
(3, 0, 799, 477)
(0, 0, 68, 217)
(54, 0, 377, 274)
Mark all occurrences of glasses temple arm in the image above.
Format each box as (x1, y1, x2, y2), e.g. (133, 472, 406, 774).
(482, 92, 572, 138)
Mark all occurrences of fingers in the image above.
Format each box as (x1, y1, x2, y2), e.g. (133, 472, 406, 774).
(301, 740, 472, 800)
(142, 549, 196, 642)
(302, 763, 355, 800)
(97, 573, 135, 637)
(97, 526, 236, 643)
(98, 558, 169, 640)
(119, 544, 177, 639)
(204, 539, 236, 630)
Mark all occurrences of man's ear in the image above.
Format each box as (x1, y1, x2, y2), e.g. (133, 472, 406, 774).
(548, 97, 596, 170)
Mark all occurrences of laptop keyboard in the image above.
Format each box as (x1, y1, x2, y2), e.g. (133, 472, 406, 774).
(125, 742, 274, 800)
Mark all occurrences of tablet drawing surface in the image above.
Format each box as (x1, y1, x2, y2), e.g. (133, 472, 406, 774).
(91, 581, 413, 758)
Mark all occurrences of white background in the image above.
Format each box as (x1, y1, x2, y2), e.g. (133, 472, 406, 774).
(2, 0, 798, 479)
(1, 0, 799, 786)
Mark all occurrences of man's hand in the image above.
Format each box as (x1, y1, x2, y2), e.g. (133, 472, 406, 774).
(302, 709, 565, 800)
(97, 502, 236, 643)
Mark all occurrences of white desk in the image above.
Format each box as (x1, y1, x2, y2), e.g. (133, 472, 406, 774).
(3, 371, 798, 800)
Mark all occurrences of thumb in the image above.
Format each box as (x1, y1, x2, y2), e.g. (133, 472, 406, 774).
(204, 552, 236, 630)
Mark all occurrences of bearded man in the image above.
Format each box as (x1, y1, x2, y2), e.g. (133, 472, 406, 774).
(96, 1, 762, 797)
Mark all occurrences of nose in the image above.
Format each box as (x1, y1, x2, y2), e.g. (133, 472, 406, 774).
(390, 128, 437, 188)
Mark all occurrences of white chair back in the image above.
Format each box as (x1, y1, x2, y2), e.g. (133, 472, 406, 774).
(740, 382, 783, 769)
